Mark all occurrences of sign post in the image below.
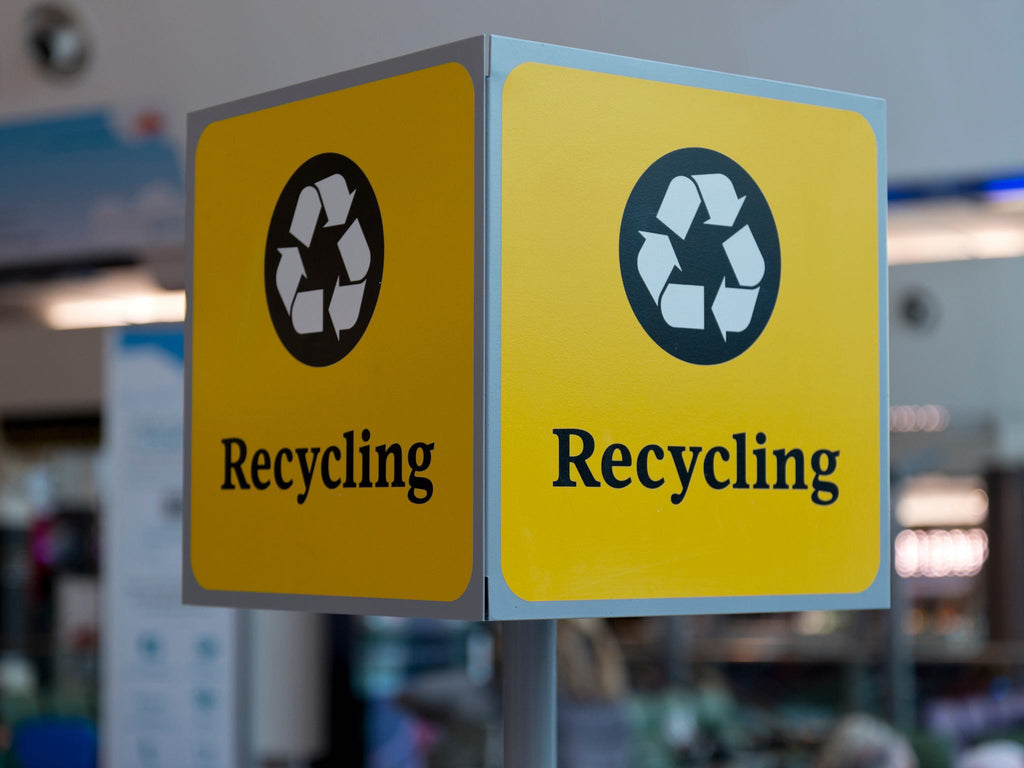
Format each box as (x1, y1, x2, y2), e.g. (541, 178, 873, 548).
(504, 620, 557, 768)
(186, 35, 887, 761)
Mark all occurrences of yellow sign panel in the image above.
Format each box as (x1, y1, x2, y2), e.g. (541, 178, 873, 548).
(499, 63, 881, 602)
(190, 59, 477, 603)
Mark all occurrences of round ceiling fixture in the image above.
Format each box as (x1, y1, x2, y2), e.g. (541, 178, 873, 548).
(24, 5, 89, 78)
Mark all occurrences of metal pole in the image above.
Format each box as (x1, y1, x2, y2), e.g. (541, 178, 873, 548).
(503, 620, 557, 768)
(887, 475, 915, 732)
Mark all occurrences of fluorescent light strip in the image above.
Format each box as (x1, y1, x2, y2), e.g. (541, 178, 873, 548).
(897, 487, 988, 528)
(894, 528, 988, 579)
(44, 291, 186, 330)
(888, 227, 1024, 263)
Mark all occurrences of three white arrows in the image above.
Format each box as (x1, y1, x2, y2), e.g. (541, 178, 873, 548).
(638, 172, 764, 340)
(276, 173, 369, 337)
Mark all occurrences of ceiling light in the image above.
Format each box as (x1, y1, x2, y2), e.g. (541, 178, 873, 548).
(897, 475, 988, 528)
(24, 4, 89, 77)
(888, 196, 1024, 264)
(894, 528, 988, 579)
(43, 290, 185, 330)
(890, 404, 949, 433)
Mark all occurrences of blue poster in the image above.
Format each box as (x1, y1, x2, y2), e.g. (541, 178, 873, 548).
(0, 111, 184, 267)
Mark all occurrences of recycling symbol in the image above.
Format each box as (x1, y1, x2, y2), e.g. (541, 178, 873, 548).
(264, 153, 384, 367)
(619, 148, 780, 365)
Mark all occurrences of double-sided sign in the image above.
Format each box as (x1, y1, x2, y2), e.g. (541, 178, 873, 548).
(186, 36, 888, 619)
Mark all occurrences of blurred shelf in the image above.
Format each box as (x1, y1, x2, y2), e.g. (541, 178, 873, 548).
(686, 635, 867, 664)
(646, 636, 1024, 666)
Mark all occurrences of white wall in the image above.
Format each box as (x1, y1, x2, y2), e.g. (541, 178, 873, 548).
(890, 257, 1024, 472)
(2, 0, 1022, 181)
(891, 257, 1024, 421)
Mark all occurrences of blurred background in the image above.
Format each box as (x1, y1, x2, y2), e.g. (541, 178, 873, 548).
(1, 1, 1023, 766)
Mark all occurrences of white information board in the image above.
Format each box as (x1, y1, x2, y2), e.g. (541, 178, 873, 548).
(102, 325, 245, 768)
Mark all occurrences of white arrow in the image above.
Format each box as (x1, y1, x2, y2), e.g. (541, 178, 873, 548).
(315, 174, 356, 227)
(711, 279, 759, 340)
(656, 176, 702, 240)
(276, 247, 305, 310)
(694, 174, 745, 227)
(637, 231, 681, 303)
(338, 219, 371, 282)
(660, 283, 704, 329)
(291, 289, 324, 334)
(289, 186, 322, 247)
(328, 279, 366, 337)
(722, 225, 765, 287)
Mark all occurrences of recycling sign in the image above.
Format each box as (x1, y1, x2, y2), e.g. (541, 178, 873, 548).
(264, 153, 384, 367)
(620, 148, 780, 365)
(188, 36, 887, 621)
